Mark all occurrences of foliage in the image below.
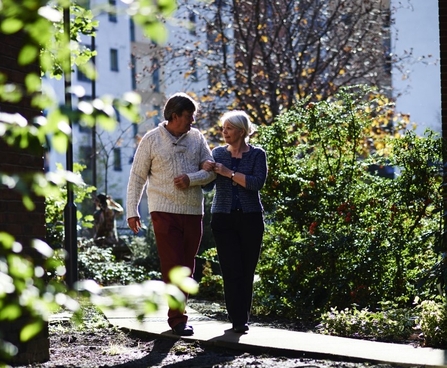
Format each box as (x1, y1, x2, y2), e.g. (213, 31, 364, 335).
(0, 232, 80, 362)
(318, 302, 415, 343)
(77, 238, 149, 286)
(415, 299, 447, 348)
(45, 163, 96, 249)
(253, 86, 444, 318)
(146, 0, 420, 131)
(319, 298, 447, 348)
(319, 303, 415, 342)
(49, 298, 116, 335)
(196, 247, 224, 300)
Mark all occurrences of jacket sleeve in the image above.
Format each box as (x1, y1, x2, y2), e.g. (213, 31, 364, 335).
(245, 149, 268, 191)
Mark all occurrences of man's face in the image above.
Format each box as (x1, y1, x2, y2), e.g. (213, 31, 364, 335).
(174, 110, 195, 134)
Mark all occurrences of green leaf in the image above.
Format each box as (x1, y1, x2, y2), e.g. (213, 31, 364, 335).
(178, 276, 199, 295)
(0, 304, 21, 321)
(18, 44, 39, 65)
(1, 18, 23, 34)
(169, 266, 191, 285)
(20, 320, 44, 342)
(96, 114, 117, 131)
(52, 133, 69, 154)
(22, 195, 35, 211)
(0, 232, 15, 249)
(143, 22, 168, 45)
(25, 73, 41, 93)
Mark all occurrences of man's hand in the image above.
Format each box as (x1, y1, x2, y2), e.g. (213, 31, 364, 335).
(174, 174, 190, 189)
(128, 216, 141, 234)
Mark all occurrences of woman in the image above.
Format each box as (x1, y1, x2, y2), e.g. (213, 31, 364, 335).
(203, 110, 267, 333)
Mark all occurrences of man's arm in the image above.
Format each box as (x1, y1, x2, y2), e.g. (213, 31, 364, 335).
(126, 136, 151, 219)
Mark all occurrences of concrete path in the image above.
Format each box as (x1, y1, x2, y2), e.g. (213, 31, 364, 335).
(98, 286, 447, 368)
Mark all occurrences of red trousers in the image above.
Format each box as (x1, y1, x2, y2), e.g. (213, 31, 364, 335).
(151, 211, 203, 328)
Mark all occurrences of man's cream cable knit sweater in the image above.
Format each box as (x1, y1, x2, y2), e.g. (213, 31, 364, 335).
(126, 122, 216, 218)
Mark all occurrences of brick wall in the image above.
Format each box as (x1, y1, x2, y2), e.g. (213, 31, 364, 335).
(0, 31, 49, 364)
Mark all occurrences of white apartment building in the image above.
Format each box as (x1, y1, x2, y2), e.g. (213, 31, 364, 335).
(46, 0, 214, 230)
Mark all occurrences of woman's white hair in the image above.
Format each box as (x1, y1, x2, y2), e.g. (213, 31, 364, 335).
(220, 110, 256, 142)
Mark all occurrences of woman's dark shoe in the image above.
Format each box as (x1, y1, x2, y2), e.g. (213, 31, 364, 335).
(232, 324, 249, 333)
(172, 322, 194, 336)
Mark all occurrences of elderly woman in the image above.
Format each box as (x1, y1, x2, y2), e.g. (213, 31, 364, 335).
(203, 110, 268, 333)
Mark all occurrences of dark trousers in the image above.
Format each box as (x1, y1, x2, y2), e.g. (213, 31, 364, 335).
(151, 211, 203, 328)
(211, 211, 264, 326)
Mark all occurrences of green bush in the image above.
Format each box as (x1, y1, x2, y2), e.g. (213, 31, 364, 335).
(196, 247, 224, 300)
(45, 163, 96, 249)
(254, 86, 444, 318)
(78, 238, 152, 285)
(121, 220, 161, 276)
(415, 299, 447, 348)
(318, 302, 415, 343)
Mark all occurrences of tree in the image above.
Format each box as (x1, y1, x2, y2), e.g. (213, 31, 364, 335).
(134, 0, 408, 129)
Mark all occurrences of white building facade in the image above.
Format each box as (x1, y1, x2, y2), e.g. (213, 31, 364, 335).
(46, 0, 214, 230)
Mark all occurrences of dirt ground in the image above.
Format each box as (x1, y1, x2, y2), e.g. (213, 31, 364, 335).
(13, 299, 422, 368)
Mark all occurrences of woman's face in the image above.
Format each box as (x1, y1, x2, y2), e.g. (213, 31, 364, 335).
(222, 121, 244, 145)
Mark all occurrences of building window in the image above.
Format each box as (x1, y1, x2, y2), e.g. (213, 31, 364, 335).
(113, 148, 122, 171)
(130, 18, 135, 42)
(110, 48, 119, 71)
(152, 58, 160, 92)
(78, 145, 93, 184)
(108, 0, 117, 23)
(153, 105, 161, 126)
(189, 12, 196, 35)
(130, 54, 137, 90)
(189, 59, 198, 82)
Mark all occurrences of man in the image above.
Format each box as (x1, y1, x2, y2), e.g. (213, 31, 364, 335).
(126, 92, 216, 336)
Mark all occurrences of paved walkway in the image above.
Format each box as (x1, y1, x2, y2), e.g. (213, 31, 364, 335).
(99, 286, 447, 367)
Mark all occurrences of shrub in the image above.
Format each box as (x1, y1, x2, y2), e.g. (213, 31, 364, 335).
(317, 302, 415, 343)
(45, 163, 96, 249)
(196, 247, 224, 300)
(78, 238, 151, 285)
(415, 299, 447, 348)
(254, 86, 444, 318)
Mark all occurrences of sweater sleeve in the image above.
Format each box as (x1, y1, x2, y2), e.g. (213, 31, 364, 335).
(187, 132, 217, 186)
(126, 135, 151, 219)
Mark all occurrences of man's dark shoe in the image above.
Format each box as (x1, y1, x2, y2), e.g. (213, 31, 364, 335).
(172, 322, 194, 336)
(233, 324, 249, 333)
